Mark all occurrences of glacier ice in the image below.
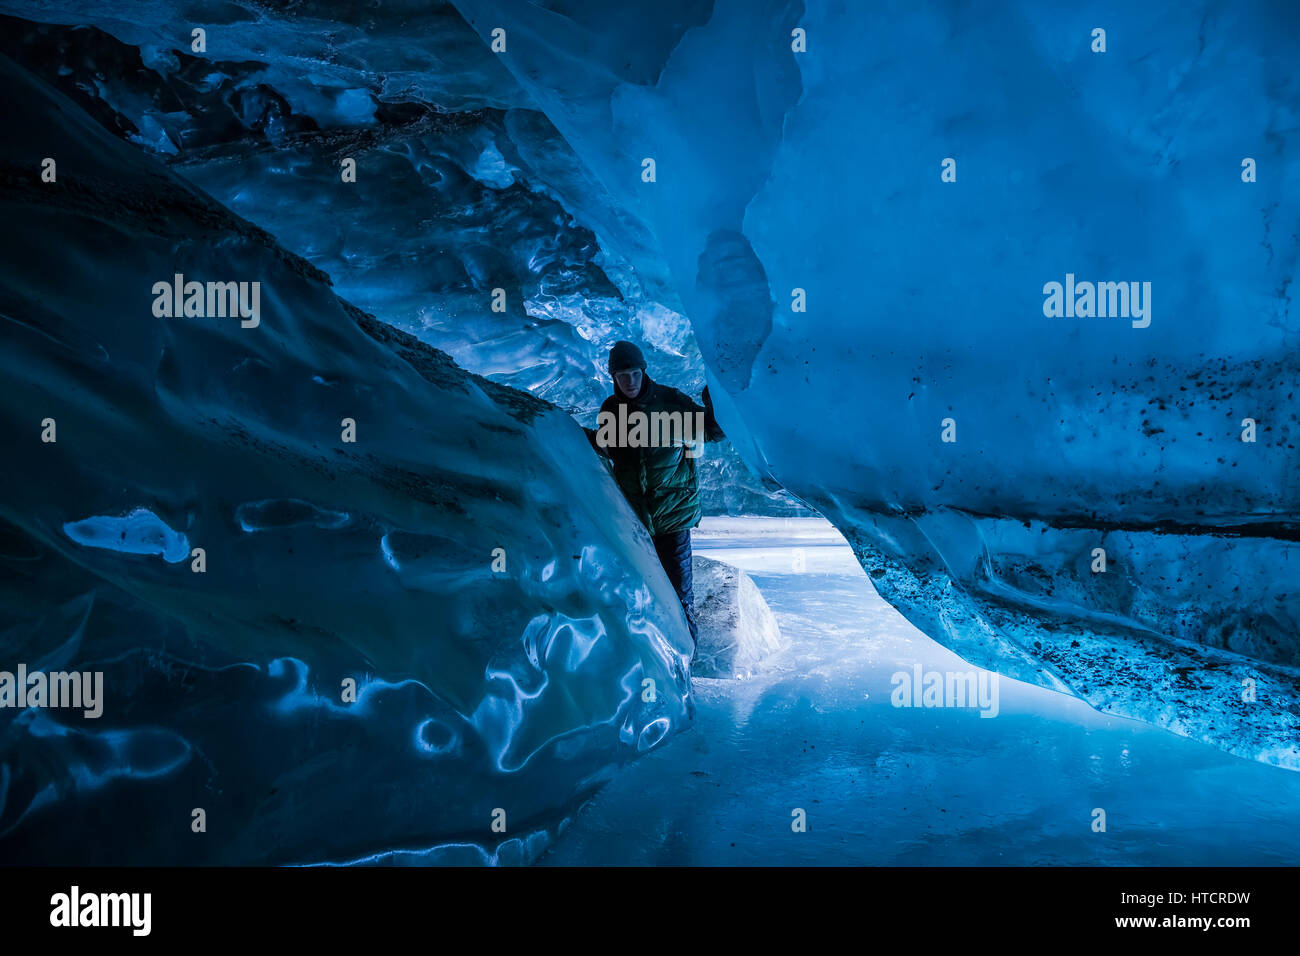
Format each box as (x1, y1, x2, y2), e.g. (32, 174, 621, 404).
(0, 54, 694, 863)
(547, 517, 1300, 865)
(63, 509, 191, 564)
(0, 0, 1297, 878)
(447, 0, 1300, 766)
(691, 554, 785, 679)
(0, 8, 807, 517)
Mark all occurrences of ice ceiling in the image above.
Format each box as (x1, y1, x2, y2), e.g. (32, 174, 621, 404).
(0, 0, 1296, 865)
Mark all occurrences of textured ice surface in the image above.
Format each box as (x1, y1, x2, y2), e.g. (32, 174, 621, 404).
(546, 517, 1300, 864)
(5, 0, 1294, 772)
(0, 0, 525, 113)
(691, 554, 784, 679)
(0, 56, 694, 864)
(0, 0, 1296, 882)
(62, 509, 191, 564)
(0, 10, 808, 517)
(449, 0, 1300, 766)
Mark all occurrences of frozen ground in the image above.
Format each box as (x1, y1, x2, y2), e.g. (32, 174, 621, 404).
(542, 516, 1300, 866)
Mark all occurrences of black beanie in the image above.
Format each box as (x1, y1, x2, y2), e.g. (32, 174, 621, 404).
(608, 340, 646, 375)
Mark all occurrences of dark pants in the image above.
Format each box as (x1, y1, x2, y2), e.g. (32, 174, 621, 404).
(653, 529, 697, 653)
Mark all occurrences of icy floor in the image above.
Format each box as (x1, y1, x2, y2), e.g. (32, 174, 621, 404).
(541, 516, 1300, 865)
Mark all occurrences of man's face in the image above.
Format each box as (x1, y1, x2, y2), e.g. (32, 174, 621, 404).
(613, 367, 643, 399)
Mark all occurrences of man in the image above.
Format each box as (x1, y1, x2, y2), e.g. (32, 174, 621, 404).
(586, 340, 725, 658)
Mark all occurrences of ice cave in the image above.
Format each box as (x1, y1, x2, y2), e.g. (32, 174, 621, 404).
(0, 0, 1297, 867)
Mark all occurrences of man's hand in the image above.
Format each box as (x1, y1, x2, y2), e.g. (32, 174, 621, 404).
(698, 385, 724, 442)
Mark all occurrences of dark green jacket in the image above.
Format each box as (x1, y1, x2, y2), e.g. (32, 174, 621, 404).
(589, 376, 725, 536)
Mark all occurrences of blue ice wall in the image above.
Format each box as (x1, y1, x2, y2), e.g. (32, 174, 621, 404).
(448, 0, 1300, 764)
(0, 3, 1294, 875)
(0, 5, 804, 515)
(0, 54, 695, 863)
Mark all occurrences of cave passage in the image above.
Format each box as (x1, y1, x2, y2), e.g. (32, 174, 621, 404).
(542, 516, 1300, 866)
